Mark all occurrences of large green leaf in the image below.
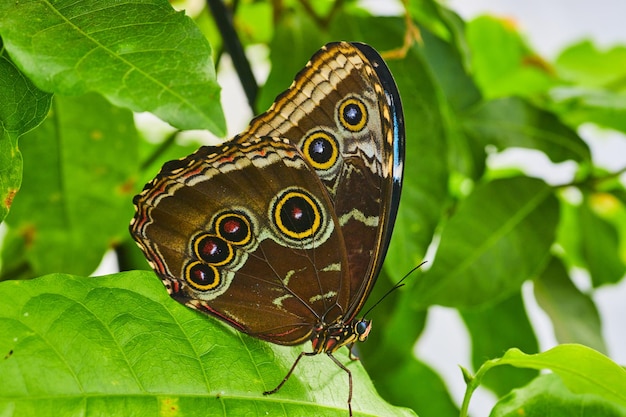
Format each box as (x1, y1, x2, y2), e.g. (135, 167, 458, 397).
(461, 345, 626, 417)
(491, 373, 626, 417)
(409, 0, 469, 62)
(466, 16, 555, 99)
(0, 271, 416, 417)
(0, 53, 52, 223)
(547, 41, 626, 133)
(462, 97, 591, 164)
(555, 40, 626, 88)
(416, 176, 558, 308)
(534, 255, 607, 352)
(367, 354, 459, 417)
(0, 0, 225, 134)
(578, 195, 626, 286)
(550, 86, 626, 134)
(420, 24, 481, 113)
(489, 345, 626, 407)
(359, 271, 459, 417)
(461, 292, 538, 396)
(419, 25, 485, 180)
(1, 94, 137, 280)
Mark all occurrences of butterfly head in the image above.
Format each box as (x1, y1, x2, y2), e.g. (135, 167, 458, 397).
(353, 319, 372, 342)
(310, 317, 372, 354)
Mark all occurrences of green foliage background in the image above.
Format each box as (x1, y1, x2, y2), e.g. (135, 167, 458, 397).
(1, 0, 626, 416)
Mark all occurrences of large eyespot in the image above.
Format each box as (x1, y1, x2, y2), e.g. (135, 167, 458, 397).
(184, 261, 220, 291)
(215, 212, 251, 246)
(338, 97, 368, 132)
(193, 234, 233, 266)
(272, 189, 322, 240)
(302, 131, 339, 170)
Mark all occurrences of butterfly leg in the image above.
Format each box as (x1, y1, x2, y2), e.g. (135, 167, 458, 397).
(347, 343, 360, 361)
(263, 351, 317, 396)
(328, 352, 353, 417)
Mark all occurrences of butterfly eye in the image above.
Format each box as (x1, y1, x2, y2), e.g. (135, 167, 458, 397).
(338, 97, 368, 132)
(354, 320, 371, 341)
(215, 212, 252, 246)
(272, 189, 322, 240)
(184, 261, 220, 291)
(193, 234, 233, 266)
(302, 131, 339, 170)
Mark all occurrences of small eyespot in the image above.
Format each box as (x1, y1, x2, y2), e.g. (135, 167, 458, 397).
(338, 97, 368, 132)
(272, 189, 322, 240)
(185, 261, 220, 291)
(302, 131, 339, 170)
(193, 234, 233, 266)
(215, 212, 251, 246)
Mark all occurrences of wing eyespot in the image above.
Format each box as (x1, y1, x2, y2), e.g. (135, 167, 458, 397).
(215, 212, 252, 246)
(271, 188, 323, 240)
(302, 130, 339, 171)
(184, 261, 220, 291)
(337, 97, 368, 132)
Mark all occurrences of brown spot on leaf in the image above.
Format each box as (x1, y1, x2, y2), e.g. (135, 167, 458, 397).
(119, 178, 136, 195)
(522, 55, 554, 75)
(4, 188, 17, 209)
(22, 225, 37, 248)
(90, 130, 103, 140)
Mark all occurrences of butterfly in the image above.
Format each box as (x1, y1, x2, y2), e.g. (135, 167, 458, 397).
(130, 41, 404, 415)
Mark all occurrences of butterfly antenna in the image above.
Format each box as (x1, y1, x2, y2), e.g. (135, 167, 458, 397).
(362, 261, 426, 319)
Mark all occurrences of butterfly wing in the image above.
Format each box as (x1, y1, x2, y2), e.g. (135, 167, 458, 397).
(235, 42, 405, 319)
(131, 136, 351, 345)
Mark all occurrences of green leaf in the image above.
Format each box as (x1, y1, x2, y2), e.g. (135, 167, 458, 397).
(420, 25, 481, 112)
(235, 1, 274, 45)
(256, 10, 327, 113)
(461, 292, 539, 396)
(534, 256, 608, 352)
(0, 271, 416, 417)
(416, 176, 559, 308)
(462, 97, 591, 164)
(360, 273, 458, 417)
(550, 87, 626, 134)
(1, 94, 137, 280)
(494, 345, 626, 408)
(556, 194, 585, 268)
(419, 25, 485, 179)
(408, 0, 469, 58)
(360, 270, 428, 359)
(369, 354, 459, 417)
(0, 0, 225, 134)
(0, 52, 52, 223)
(555, 40, 626, 88)
(550, 35, 626, 134)
(578, 195, 626, 286)
(466, 16, 555, 98)
(491, 373, 626, 417)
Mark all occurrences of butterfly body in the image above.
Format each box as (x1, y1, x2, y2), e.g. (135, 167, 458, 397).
(130, 41, 404, 415)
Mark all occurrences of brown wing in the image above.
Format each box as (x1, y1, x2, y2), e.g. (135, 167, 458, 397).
(130, 137, 351, 345)
(235, 42, 405, 320)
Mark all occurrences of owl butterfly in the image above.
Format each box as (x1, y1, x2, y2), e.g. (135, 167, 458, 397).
(130, 41, 404, 415)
